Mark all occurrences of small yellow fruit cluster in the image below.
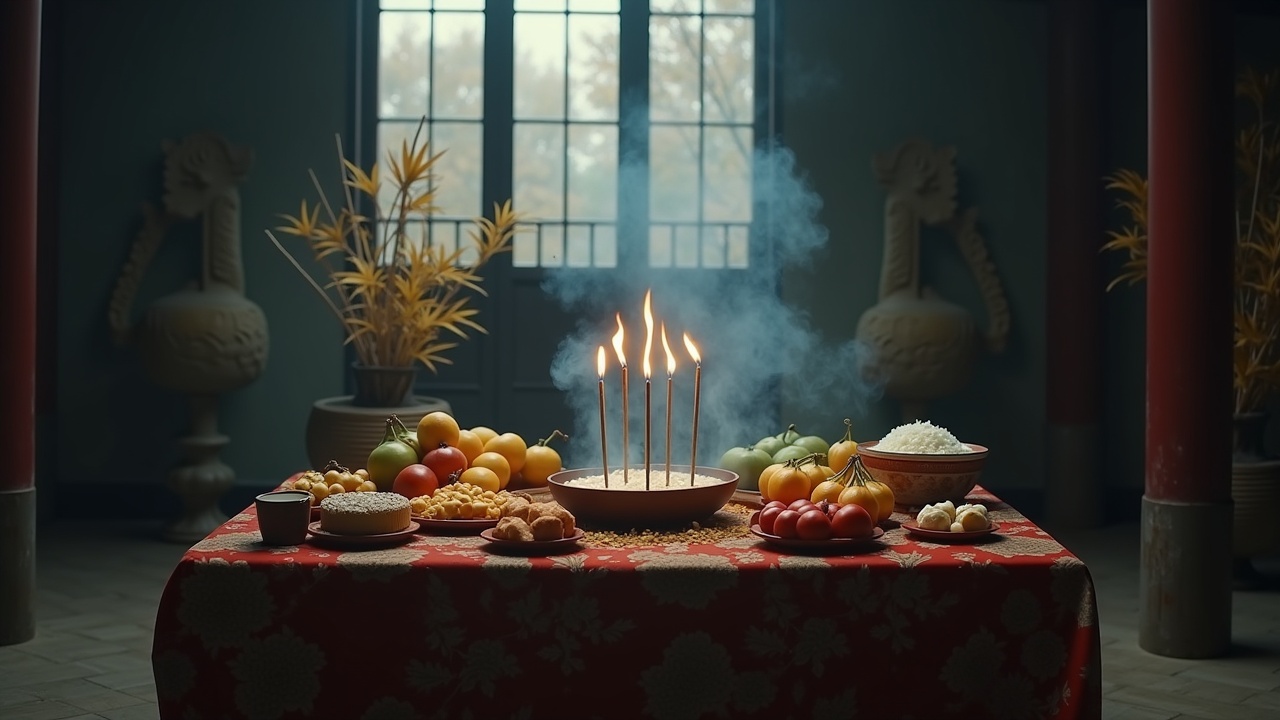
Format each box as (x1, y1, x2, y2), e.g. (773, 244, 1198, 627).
(410, 482, 516, 520)
(286, 468, 378, 507)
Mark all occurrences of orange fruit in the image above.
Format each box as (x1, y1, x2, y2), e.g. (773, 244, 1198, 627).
(769, 467, 810, 505)
(456, 429, 485, 464)
(757, 462, 784, 500)
(417, 412, 461, 452)
(460, 466, 501, 493)
(470, 451, 512, 489)
(469, 425, 499, 446)
(484, 433, 527, 474)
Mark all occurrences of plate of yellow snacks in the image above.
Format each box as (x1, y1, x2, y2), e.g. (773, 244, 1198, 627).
(409, 483, 523, 534)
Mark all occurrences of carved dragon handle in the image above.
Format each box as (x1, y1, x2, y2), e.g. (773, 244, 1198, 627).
(108, 202, 172, 347)
(947, 208, 1010, 354)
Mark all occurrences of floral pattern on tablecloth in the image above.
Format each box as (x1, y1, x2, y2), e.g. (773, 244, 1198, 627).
(152, 484, 1101, 720)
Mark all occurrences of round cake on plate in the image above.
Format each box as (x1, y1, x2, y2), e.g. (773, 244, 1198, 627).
(319, 492, 411, 535)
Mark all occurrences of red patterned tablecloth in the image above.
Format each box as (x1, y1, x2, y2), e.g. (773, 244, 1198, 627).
(152, 484, 1101, 720)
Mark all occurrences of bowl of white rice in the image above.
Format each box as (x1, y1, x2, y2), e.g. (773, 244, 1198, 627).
(547, 465, 739, 529)
(858, 421, 988, 509)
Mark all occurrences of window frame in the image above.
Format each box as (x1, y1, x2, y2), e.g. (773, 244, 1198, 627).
(358, 0, 781, 277)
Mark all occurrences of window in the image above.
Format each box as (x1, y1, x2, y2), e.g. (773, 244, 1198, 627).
(372, 0, 767, 270)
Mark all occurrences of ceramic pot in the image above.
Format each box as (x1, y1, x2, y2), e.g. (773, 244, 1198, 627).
(1231, 412, 1280, 560)
(351, 364, 417, 407)
(305, 395, 452, 472)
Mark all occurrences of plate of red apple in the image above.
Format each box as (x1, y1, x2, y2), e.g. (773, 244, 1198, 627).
(750, 499, 885, 551)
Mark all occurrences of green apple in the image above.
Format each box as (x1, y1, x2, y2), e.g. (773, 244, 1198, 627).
(772, 444, 811, 464)
(793, 434, 830, 455)
(717, 445, 773, 491)
(775, 424, 802, 445)
(752, 435, 787, 457)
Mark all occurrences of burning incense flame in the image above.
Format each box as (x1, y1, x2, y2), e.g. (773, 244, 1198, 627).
(642, 289, 654, 379)
(683, 332, 701, 365)
(661, 323, 676, 376)
(611, 313, 627, 368)
(597, 346, 606, 378)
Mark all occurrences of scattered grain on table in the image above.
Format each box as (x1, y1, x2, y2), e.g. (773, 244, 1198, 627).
(581, 503, 757, 548)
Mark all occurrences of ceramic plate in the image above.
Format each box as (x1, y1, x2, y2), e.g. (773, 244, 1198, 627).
(479, 528, 585, 555)
(901, 520, 1001, 542)
(749, 524, 884, 552)
(413, 516, 501, 534)
(305, 521, 419, 550)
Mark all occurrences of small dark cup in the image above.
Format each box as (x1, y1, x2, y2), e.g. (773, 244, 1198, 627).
(255, 490, 313, 546)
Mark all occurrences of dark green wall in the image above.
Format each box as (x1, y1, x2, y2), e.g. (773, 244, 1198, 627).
(779, 0, 1280, 507)
(49, 0, 352, 507)
(779, 0, 1048, 493)
(43, 0, 1280, 518)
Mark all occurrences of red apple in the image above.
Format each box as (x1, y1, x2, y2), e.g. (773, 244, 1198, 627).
(423, 445, 468, 483)
(392, 463, 439, 499)
(830, 503, 874, 539)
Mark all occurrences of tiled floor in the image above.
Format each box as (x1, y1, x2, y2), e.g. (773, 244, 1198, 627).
(0, 520, 1277, 719)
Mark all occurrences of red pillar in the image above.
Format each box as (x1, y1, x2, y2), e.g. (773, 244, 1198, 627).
(0, 0, 41, 647)
(1045, 0, 1103, 529)
(1140, 0, 1234, 658)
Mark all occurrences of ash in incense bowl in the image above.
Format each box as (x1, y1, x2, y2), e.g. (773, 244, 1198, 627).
(548, 465, 739, 529)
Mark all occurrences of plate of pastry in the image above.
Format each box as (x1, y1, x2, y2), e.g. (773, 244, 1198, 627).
(306, 521, 420, 549)
(480, 527, 585, 555)
(901, 520, 1000, 542)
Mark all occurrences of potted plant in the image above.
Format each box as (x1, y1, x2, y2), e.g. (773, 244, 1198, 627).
(1103, 67, 1280, 583)
(268, 119, 518, 470)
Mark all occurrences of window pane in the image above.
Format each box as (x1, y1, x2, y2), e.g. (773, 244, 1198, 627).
(377, 121, 428, 214)
(650, 0, 700, 12)
(515, 14, 566, 119)
(382, 0, 433, 9)
(700, 225, 725, 267)
(727, 225, 749, 268)
(567, 124, 618, 220)
(568, 14, 619, 121)
(430, 121, 483, 216)
(674, 224, 699, 267)
(702, 126, 751, 222)
(649, 15, 701, 122)
(569, 0, 620, 11)
(513, 223, 539, 267)
(514, 123, 566, 220)
(435, 0, 485, 9)
(705, 0, 752, 14)
(515, 0, 565, 9)
(379, 12, 430, 118)
(566, 225, 592, 267)
(540, 224, 565, 266)
(430, 220, 460, 256)
(594, 224, 618, 267)
(649, 225, 673, 267)
(650, 125, 700, 222)
(702, 16, 753, 123)
(432, 12, 484, 119)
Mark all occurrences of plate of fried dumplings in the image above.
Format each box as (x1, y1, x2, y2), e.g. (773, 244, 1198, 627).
(479, 495, 584, 555)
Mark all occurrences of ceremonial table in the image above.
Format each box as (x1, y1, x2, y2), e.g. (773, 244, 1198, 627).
(151, 483, 1101, 720)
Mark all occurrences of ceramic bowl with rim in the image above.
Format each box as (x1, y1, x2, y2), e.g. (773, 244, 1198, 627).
(547, 465, 739, 529)
(857, 441, 989, 510)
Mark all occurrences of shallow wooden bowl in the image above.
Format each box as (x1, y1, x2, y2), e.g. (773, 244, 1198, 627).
(547, 466, 739, 529)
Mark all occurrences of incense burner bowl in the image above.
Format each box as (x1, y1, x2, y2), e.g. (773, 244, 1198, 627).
(547, 466, 738, 529)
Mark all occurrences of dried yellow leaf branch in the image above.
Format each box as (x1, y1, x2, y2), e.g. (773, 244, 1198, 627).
(267, 116, 519, 372)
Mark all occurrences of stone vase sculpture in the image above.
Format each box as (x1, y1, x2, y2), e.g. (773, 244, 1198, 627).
(855, 139, 1010, 421)
(108, 132, 269, 543)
